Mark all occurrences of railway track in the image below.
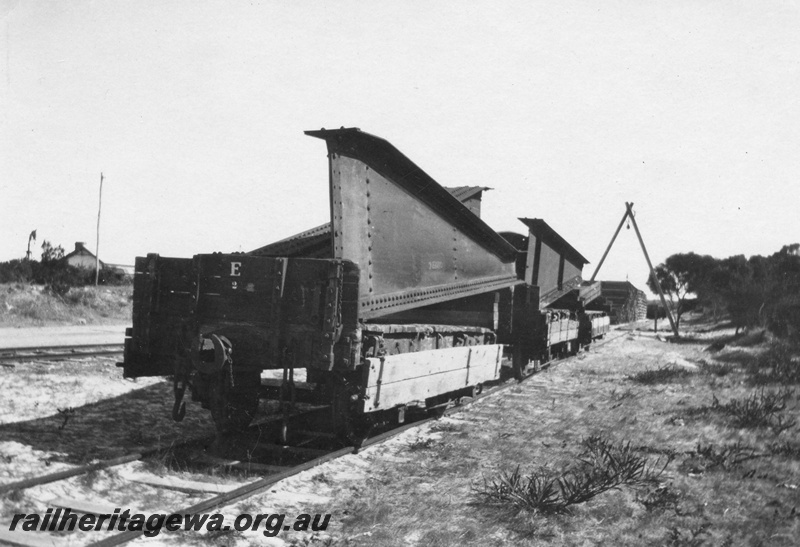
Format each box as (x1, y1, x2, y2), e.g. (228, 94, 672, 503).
(0, 344, 124, 366)
(0, 330, 636, 546)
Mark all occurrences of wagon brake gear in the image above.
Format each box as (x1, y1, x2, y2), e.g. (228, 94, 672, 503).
(206, 365, 261, 434)
(171, 330, 194, 422)
(172, 376, 187, 422)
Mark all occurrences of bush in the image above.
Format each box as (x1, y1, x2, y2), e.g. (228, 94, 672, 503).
(0, 259, 33, 283)
(95, 265, 131, 286)
(0, 249, 129, 294)
(769, 297, 800, 341)
(39, 263, 91, 296)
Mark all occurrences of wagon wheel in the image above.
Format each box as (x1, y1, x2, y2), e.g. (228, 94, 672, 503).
(512, 346, 535, 380)
(206, 366, 261, 434)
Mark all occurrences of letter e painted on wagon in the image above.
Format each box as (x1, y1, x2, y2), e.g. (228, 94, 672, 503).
(230, 262, 242, 276)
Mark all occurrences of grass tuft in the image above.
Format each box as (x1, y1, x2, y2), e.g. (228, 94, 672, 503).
(746, 342, 800, 385)
(711, 389, 796, 433)
(141, 444, 186, 475)
(638, 484, 682, 512)
(730, 329, 767, 347)
(56, 407, 76, 430)
(697, 360, 734, 377)
(78, 469, 101, 489)
(666, 522, 712, 546)
(408, 438, 436, 451)
(767, 441, 800, 459)
(680, 389, 797, 434)
(628, 366, 693, 385)
(473, 436, 672, 514)
(609, 387, 638, 406)
(691, 442, 764, 471)
(429, 421, 462, 434)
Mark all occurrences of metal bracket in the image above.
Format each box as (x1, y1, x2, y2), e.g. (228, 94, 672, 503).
(465, 348, 473, 386)
(373, 357, 386, 409)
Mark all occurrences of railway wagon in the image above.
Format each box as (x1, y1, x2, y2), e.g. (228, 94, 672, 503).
(581, 310, 611, 344)
(120, 128, 599, 440)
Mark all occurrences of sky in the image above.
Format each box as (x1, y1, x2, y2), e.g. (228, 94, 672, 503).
(2, 0, 798, 291)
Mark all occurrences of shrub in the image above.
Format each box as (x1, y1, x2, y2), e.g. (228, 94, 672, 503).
(769, 298, 800, 340)
(0, 259, 33, 283)
(41, 264, 89, 296)
(0, 238, 130, 292)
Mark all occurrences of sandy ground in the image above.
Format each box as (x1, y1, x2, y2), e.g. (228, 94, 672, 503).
(1, 322, 799, 546)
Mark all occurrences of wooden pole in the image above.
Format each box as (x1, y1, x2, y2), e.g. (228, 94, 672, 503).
(625, 202, 679, 337)
(95, 173, 103, 286)
(589, 207, 630, 282)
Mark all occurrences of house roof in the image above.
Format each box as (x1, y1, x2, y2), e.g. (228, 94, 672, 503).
(64, 243, 96, 260)
(63, 242, 105, 267)
(600, 280, 645, 293)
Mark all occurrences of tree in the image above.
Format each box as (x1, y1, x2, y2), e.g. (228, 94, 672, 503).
(37, 240, 82, 295)
(649, 245, 800, 338)
(707, 255, 762, 334)
(765, 244, 800, 338)
(40, 240, 65, 263)
(647, 252, 716, 329)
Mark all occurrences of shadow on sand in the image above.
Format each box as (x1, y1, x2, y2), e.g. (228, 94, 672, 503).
(0, 381, 215, 465)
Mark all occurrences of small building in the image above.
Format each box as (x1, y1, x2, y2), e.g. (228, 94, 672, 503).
(64, 242, 103, 270)
(63, 242, 133, 278)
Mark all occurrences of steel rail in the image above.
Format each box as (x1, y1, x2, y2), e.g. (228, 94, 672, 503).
(0, 433, 215, 495)
(0, 343, 123, 353)
(0, 453, 146, 495)
(0, 346, 124, 364)
(0, 351, 124, 364)
(87, 444, 356, 547)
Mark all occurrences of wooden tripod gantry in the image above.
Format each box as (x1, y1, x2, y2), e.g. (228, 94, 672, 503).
(589, 202, 679, 338)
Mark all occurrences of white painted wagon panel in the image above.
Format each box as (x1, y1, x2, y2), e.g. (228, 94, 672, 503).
(362, 345, 502, 411)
